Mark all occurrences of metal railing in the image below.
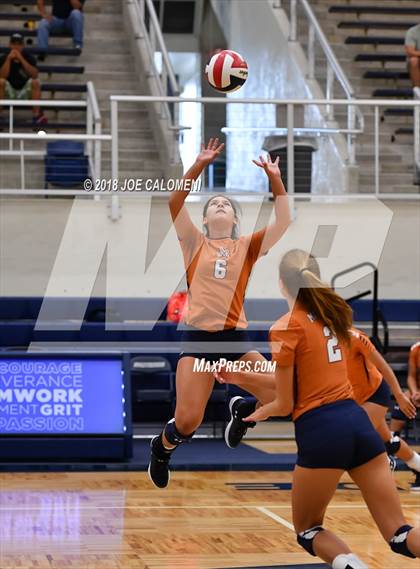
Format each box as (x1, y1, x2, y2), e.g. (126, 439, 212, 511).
(128, 0, 182, 168)
(414, 87, 420, 178)
(0, 82, 104, 189)
(86, 81, 102, 183)
(134, 0, 179, 98)
(2, 96, 419, 201)
(0, 97, 109, 191)
(332, 262, 389, 354)
(109, 96, 420, 214)
(275, 0, 364, 165)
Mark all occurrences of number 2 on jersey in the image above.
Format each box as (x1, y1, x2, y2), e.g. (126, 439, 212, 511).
(323, 326, 342, 363)
(214, 259, 227, 279)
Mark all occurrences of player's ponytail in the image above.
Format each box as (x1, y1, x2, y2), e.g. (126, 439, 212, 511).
(279, 249, 352, 345)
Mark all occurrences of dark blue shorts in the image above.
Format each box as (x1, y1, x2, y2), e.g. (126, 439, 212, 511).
(179, 326, 253, 363)
(295, 400, 385, 470)
(366, 379, 392, 408)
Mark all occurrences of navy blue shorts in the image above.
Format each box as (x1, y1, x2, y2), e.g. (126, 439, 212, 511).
(366, 380, 392, 409)
(295, 400, 385, 470)
(179, 326, 254, 363)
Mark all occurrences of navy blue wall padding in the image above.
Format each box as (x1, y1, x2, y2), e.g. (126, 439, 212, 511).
(0, 323, 33, 347)
(0, 298, 418, 349)
(0, 297, 418, 323)
(350, 299, 420, 323)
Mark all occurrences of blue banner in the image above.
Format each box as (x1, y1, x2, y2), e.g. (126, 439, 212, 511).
(0, 359, 126, 434)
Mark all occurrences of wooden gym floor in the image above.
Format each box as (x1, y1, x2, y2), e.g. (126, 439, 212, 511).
(1, 466, 419, 569)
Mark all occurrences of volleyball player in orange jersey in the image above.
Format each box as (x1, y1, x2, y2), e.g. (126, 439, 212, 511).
(148, 139, 290, 489)
(390, 342, 420, 436)
(345, 329, 420, 489)
(218, 249, 420, 568)
(389, 341, 420, 489)
(407, 342, 420, 406)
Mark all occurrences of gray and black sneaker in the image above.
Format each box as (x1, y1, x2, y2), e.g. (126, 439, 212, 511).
(225, 396, 256, 449)
(148, 436, 171, 489)
(388, 455, 397, 472)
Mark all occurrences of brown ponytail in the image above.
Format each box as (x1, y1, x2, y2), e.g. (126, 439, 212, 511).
(279, 249, 352, 345)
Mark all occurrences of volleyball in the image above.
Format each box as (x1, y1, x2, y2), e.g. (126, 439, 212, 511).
(205, 50, 248, 93)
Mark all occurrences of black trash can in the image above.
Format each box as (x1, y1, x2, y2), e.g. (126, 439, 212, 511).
(263, 136, 318, 194)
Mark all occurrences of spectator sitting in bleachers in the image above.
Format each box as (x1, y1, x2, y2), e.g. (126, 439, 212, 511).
(405, 23, 420, 89)
(37, 0, 84, 55)
(0, 33, 47, 125)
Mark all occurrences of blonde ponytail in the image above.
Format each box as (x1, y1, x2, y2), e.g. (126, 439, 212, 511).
(279, 249, 352, 344)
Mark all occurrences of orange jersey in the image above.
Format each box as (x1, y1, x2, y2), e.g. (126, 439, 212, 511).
(409, 342, 420, 382)
(179, 224, 266, 332)
(344, 329, 382, 405)
(269, 305, 353, 421)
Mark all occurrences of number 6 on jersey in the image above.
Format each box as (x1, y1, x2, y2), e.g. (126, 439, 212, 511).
(214, 259, 227, 279)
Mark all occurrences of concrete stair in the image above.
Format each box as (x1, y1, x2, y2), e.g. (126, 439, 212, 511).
(310, 0, 419, 194)
(0, 0, 163, 190)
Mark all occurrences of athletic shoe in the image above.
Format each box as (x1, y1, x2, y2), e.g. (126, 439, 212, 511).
(148, 436, 171, 489)
(388, 455, 397, 472)
(225, 396, 256, 449)
(411, 471, 420, 491)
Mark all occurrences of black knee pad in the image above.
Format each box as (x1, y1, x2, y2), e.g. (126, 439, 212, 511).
(385, 434, 401, 455)
(389, 525, 416, 558)
(296, 526, 324, 556)
(391, 405, 408, 422)
(164, 418, 195, 446)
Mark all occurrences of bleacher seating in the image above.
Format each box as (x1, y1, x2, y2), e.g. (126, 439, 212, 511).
(0, 27, 72, 37)
(0, 0, 88, 164)
(41, 83, 87, 93)
(38, 64, 85, 75)
(373, 88, 413, 98)
(355, 54, 406, 64)
(338, 21, 413, 31)
(0, 12, 41, 20)
(345, 37, 404, 46)
(329, 6, 420, 15)
(0, 0, 49, 4)
(383, 108, 413, 117)
(0, 119, 86, 129)
(0, 46, 81, 56)
(364, 71, 409, 81)
(326, 2, 417, 174)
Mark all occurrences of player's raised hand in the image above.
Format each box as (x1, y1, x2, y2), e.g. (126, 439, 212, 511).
(252, 154, 281, 179)
(197, 138, 225, 166)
